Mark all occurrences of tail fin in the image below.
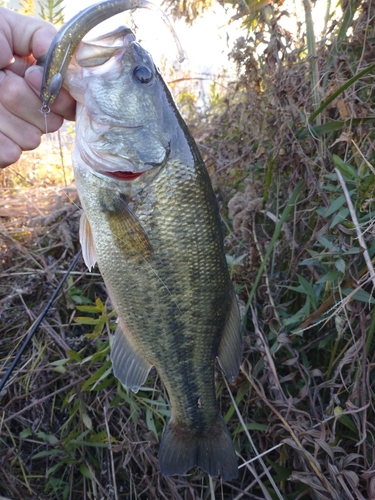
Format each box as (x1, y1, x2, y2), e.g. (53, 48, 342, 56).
(158, 417, 238, 481)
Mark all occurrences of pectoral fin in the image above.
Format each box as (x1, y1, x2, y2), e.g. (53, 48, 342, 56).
(79, 212, 97, 271)
(217, 291, 243, 381)
(111, 323, 152, 393)
(101, 194, 153, 260)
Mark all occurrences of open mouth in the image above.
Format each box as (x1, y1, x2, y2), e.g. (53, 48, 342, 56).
(102, 171, 144, 181)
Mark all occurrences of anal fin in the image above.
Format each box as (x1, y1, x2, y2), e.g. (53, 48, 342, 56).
(217, 291, 243, 381)
(111, 323, 152, 393)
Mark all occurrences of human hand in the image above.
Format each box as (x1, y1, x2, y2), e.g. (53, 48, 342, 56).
(0, 7, 76, 168)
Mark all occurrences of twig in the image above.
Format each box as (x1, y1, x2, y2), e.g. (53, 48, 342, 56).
(239, 364, 338, 497)
(335, 167, 375, 288)
(2, 378, 85, 424)
(0, 249, 82, 392)
(242, 180, 304, 327)
(104, 401, 119, 500)
(250, 303, 285, 401)
(223, 376, 281, 500)
(232, 468, 274, 500)
(2, 375, 65, 411)
(208, 476, 215, 500)
(238, 442, 284, 469)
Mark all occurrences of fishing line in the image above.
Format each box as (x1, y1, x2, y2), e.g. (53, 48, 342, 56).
(40, 104, 50, 135)
(0, 248, 82, 393)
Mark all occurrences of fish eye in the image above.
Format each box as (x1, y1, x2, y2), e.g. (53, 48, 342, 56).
(133, 65, 153, 84)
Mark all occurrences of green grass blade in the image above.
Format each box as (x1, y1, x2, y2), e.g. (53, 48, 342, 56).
(309, 63, 375, 123)
(297, 116, 375, 139)
(303, 0, 320, 124)
(336, 0, 362, 46)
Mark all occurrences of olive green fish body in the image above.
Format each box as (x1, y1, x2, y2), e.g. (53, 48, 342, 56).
(64, 28, 242, 480)
(75, 154, 226, 406)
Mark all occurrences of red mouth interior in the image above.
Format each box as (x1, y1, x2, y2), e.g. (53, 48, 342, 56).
(105, 171, 143, 181)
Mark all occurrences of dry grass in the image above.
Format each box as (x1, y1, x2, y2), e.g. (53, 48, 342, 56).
(1, 2, 375, 499)
(0, 128, 74, 190)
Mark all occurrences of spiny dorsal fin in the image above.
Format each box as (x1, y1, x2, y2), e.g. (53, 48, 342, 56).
(217, 291, 242, 382)
(101, 194, 153, 260)
(79, 212, 97, 271)
(111, 323, 152, 393)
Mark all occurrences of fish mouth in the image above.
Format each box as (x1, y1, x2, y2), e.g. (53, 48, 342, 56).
(78, 137, 151, 181)
(100, 171, 143, 181)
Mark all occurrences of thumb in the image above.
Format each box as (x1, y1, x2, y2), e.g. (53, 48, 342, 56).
(24, 64, 44, 97)
(25, 63, 76, 121)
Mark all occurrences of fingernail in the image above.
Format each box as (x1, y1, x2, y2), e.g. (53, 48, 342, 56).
(25, 65, 43, 91)
(0, 70, 5, 83)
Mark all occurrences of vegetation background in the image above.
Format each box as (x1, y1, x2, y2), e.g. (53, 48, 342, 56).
(0, 0, 374, 498)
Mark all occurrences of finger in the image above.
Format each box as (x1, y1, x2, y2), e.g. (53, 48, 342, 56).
(0, 7, 56, 62)
(0, 11, 14, 68)
(0, 69, 64, 133)
(0, 20, 35, 76)
(0, 97, 42, 148)
(0, 132, 22, 169)
(25, 65, 76, 121)
(4, 54, 36, 76)
(0, 98, 43, 153)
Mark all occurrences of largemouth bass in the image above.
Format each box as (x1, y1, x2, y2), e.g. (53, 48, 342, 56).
(47, 16, 242, 480)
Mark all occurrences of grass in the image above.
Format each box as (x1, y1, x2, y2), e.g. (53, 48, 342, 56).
(1, 1, 375, 499)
